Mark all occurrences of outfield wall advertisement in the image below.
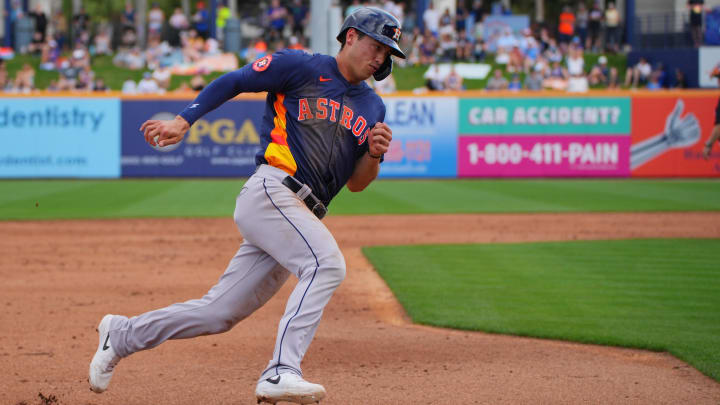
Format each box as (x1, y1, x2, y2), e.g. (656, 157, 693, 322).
(2, 94, 717, 179)
(630, 96, 719, 176)
(121, 100, 264, 177)
(379, 97, 458, 177)
(0, 98, 120, 178)
(458, 97, 632, 177)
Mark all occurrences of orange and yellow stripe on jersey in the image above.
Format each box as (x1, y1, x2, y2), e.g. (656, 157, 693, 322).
(264, 93, 298, 176)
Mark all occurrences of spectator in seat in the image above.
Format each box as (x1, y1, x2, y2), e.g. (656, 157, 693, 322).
(419, 28, 438, 65)
(524, 69, 544, 91)
(444, 65, 464, 91)
(152, 64, 172, 90)
(624, 57, 652, 88)
(0, 62, 9, 91)
(28, 32, 45, 55)
(473, 38, 486, 62)
(190, 74, 206, 91)
(93, 27, 112, 55)
(566, 44, 585, 78)
(486, 69, 509, 90)
(508, 73, 522, 91)
(507, 45, 524, 73)
(588, 55, 618, 88)
(425, 64, 445, 91)
(673, 68, 687, 89)
(137, 71, 160, 94)
(93, 77, 109, 92)
(13, 63, 35, 93)
(456, 29, 473, 61)
(121, 77, 137, 94)
(438, 24, 457, 62)
(76, 64, 95, 91)
(543, 61, 569, 90)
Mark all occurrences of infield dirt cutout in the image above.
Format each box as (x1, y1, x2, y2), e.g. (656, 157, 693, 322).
(2, 212, 720, 404)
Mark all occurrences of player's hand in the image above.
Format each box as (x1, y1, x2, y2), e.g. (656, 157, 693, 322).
(703, 144, 712, 160)
(140, 116, 190, 147)
(368, 122, 392, 158)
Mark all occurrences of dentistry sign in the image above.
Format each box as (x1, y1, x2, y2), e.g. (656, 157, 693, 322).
(458, 97, 632, 177)
(0, 98, 121, 177)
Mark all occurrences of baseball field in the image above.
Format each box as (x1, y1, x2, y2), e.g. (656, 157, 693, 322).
(1, 178, 719, 404)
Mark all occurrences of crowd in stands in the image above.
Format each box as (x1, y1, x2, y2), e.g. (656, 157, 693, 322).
(0, 0, 696, 94)
(401, 0, 689, 92)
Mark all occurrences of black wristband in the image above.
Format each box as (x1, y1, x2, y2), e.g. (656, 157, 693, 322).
(368, 151, 383, 159)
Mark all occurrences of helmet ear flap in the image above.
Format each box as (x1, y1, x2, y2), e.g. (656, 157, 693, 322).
(373, 56, 392, 81)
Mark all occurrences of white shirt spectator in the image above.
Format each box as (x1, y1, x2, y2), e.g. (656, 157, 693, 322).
(152, 67, 172, 88)
(567, 76, 589, 93)
(169, 9, 189, 30)
(148, 7, 165, 33)
(137, 75, 160, 94)
(637, 60, 652, 79)
(567, 55, 584, 76)
(423, 7, 440, 34)
(121, 79, 137, 94)
(496, 31, 518, 50)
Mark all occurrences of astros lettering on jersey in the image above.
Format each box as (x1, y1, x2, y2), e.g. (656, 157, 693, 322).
(180, 49, 386, 207)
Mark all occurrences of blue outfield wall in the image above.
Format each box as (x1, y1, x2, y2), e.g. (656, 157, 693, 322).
(0, 98, 120, 178)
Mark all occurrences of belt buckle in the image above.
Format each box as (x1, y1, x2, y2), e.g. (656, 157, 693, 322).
(311, 203, 327, 220)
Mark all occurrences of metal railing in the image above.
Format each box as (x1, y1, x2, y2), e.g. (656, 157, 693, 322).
(633, 12, 694, 49)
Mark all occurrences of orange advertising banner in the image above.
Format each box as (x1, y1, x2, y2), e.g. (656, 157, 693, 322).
(631, 94, 720, 177)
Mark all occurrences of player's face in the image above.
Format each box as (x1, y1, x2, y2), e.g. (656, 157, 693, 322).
(349, 33, 392, 81)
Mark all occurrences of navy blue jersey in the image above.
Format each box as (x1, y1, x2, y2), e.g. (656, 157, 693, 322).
(179, 49, 386, 206)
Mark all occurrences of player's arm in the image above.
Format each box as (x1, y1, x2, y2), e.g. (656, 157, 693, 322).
(346, 122, 392, 192)
(142, 51, 302, 147)
(141, 70, 248, 147)
(703, 124, 720, 160)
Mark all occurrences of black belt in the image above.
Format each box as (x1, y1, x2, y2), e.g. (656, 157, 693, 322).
(281, 176, 327, 220)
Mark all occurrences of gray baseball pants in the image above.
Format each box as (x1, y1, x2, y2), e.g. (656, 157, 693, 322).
(108, 164, 346, 380)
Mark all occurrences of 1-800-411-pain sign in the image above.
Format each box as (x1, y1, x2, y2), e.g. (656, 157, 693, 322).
(458, 136, 631, 177)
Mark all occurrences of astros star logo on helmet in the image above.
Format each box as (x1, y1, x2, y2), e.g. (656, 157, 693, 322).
(392, 27, 401, 41)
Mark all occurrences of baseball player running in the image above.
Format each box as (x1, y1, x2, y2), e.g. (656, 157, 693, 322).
(89, 7, 404, 404)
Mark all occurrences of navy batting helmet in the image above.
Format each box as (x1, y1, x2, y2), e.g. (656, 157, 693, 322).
(337, 7, 406, 81)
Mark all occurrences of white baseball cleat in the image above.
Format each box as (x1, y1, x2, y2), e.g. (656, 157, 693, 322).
(255, 373, 326, 404)
(89, 314, 121, 393)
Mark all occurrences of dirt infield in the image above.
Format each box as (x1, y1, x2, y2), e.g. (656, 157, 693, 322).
(2, 213, 720, 405)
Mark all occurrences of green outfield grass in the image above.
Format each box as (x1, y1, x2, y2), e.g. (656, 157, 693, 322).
(0, 178, 718, 220)
(362, 239, 720, 381)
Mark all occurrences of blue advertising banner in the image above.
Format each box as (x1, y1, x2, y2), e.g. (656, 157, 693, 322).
(379, 97, 458, 178)
(121, 100, 265, 177)
(0, 98, 120, 178)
